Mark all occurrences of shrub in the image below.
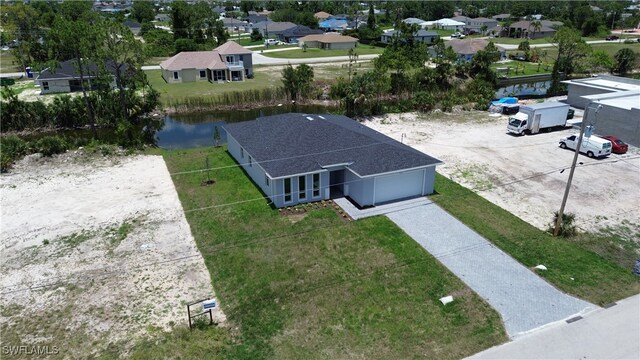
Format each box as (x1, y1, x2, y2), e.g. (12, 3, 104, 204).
(413, 91, 436, 111)
(0, 135, 28, 172)
(548, 211, 577, 238)
(36, 136, 69, 156)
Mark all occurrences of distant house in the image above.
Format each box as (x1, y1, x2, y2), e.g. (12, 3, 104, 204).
(34, 60, 123, 95)
(447, 39, 506, 62)
(402, 17, 427, 27)
(159, 41, 253, 83)
(123, 20, 141, 35)
(222, 18, 248, 31)
(319, 18, 348, 31)
(252, 21, 297, 38)
(380, 29, 439, 45)
(492, 13, 511, 21)
(450, 16, 497, 33)
(504, 20, 562, 39)
(435, 18, 465, 31)
(298, 34, 358, 50)
(245, 14, 269, 24)
(223, 113, 443, 208)
(278, 25, 324, 44)
(314, 11, 333, 21)
(154, 14, 170, 22)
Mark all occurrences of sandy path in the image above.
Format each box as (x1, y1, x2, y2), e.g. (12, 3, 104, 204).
(0, 153, 224, 357)
(364, 111, 640, 235)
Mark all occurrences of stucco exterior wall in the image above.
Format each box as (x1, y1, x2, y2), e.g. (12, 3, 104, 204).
(344, 169, 375, 206)
(162, 68, 183, 83)
(226, 133, 274, 199)
(588, 106, 640, 147)
(566, 84, 617, 109)
(326, 42, 357, 50)
(38, 79, 71, 94)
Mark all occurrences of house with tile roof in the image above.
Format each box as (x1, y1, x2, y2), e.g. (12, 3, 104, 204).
(298, 34, 358, 50)
(314, 11, 332, 20)
(159, 41, 253, 83)
(447, 39, 506, 62)
(224, 113, 442, 208)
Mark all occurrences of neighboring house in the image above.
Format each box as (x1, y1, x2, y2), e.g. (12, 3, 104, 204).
(451, 16, 498, 33)
(245, 14, 268, 24)
(314, 11, 332, 20)
(380, 29, 439, 45)
(123, 20, 141, 35)
(222, 18, 248, 31)
(504, 20, 562, 39)
(492, 13, 511, 21)
(277, 25, 323, 44)
(252, 21, 297, 38)
(223, 113, 443, 208)
(159, 41, 253, 83)
(447, 39, 506, 62)
(319, 18, 348, 31)
(34, 60, 122, 95)
(154, 14, 170, 22)
(403, 17, 427, 27)
(298, 34, 358, 50)
(435, 18, 465, 31)
(212, 6, 226, 17)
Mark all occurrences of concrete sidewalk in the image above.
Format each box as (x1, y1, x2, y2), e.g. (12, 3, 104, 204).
(470, 294, 640, 359)
(386, 203, 597, 338)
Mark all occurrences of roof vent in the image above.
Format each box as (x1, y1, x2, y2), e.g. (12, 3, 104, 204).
(306, 116, 314, 121)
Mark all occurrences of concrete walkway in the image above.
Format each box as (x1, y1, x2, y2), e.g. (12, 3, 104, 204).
(334, 196, 431, 220)
(385, 202, 597, 338)
(470, 294, 640, 359)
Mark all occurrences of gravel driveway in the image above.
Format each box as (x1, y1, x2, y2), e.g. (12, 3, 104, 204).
(386, 203, 597, 338)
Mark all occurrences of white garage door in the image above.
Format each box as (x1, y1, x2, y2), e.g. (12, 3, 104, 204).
(374, 170, 424, 205)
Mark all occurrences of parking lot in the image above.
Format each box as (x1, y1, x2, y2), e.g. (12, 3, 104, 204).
(366, 110, 639, 236)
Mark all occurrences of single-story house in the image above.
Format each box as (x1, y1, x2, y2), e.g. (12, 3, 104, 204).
(466, 17, 498, 32)
(435, 18, 465, 31)
(403, 17, 427, 27)
(380, 29, 439, 45)
(277, 25, 324, 44)
(222, 18, 248, 31)
(319, 18, 348, 31)
(159, 41, 253, 83)
(245, 14, 269, 25)
(447, 39, 507, 62)
(492, 13, 511, 21)
(154, 14, 170, 22)
(224, 113, 443, 208)
(34, 60, 122, 94)
(314, 11, 333, 20)
(252, 21, 297, 38)
(123, 20, 141, 35)
(503, 20, 562, 39)
(298, 34, 358, 50)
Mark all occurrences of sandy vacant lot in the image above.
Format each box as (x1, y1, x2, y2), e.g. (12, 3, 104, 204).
(366, 110, 639, 236)
(0, 153, 224, 357)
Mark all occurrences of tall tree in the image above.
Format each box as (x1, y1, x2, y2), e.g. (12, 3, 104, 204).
(613, 48, 637, 75)
(367, 2, 376, 30)
(548, 27, 591, 94)
(131, 0, 155, 23)
(3, 3, 43, 70)
(171, 0, 192, 40)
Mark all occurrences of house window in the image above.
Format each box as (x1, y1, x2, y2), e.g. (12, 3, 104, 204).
(284, 178, 292, 202)
(226, 55, 234, 63)
(312, 173, 320, 197)
(240, 147, 244, 158)
(299, 176, 306, 200)
(173, 71, 179, 80)
(42, 81, 49, 91)
(239, 55, 243, 61)
(265, 175, 270, 186)
(199, 70, 206, 78)
(213, 70, 225, 81)
(248, 155, 252, 167)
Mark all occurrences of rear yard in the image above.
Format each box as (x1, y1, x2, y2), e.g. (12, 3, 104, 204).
(263, 45, 385, 59)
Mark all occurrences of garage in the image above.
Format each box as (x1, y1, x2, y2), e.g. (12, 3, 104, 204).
(374, 169, 424, 205)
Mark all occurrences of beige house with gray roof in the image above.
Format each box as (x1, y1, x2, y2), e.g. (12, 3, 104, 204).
(160, 41, 253, 83)
(298, 34, 358, 50)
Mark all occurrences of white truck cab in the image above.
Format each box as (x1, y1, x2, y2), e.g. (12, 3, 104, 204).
(559, 134, 612, 158)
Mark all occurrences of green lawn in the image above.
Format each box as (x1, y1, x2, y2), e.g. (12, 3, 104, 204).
(264, 46, 385, 59)
(431, 174, 640, 306)
(145, 69, 281, 104)
(492, 60, 553, 77)
(0, 50, 22, 73)
(432, 29, 455, 37)
(140, 147, 507, 359)
(236, 38, 263, 46)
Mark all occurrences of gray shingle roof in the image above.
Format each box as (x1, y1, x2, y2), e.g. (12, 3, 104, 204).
(36, 59, 123, 80)
(224, 113, 442, 178)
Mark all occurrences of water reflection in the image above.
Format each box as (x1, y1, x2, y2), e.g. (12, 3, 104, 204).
(155, 104, 339, 149)
(495, 81, 551, 98)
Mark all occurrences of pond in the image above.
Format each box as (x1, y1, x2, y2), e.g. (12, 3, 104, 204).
(155, 104, 339, 149)
(495, 80, 552, 98)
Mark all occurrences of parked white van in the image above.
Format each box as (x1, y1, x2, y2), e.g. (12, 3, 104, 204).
(559, 134, 612, 158)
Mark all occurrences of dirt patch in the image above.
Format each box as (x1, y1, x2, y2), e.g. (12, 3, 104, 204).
(278, 200, 353, 222)
(0, 152, 225, 358)
(365, 110, 640, 235)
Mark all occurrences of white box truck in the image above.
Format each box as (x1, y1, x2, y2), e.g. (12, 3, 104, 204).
(507, 102, 570, 135)
(559, 134, 612, 158)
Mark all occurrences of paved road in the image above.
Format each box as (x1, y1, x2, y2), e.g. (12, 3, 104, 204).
(386, 203, 596, 338)
(495, 39, 625, 50)
(470, 294, 640, 359)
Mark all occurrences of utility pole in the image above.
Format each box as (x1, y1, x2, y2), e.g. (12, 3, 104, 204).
(554, 103, 601, 236)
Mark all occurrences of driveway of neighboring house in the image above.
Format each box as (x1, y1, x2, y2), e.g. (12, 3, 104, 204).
(383, 202, 597, 338)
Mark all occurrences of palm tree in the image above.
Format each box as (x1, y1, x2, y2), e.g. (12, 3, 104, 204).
(481, 24, 488, 36)
(531, 20, 542, 39)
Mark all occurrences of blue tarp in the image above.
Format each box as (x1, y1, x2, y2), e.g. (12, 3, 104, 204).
(319, 19, 347, 30)
(491, 97, 518, 106)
